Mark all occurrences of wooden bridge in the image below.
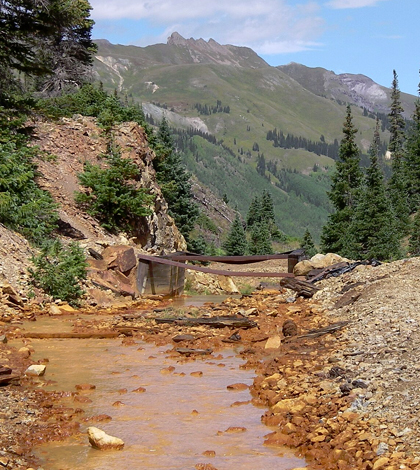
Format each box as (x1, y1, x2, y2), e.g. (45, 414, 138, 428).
(136, 251, 304, 296)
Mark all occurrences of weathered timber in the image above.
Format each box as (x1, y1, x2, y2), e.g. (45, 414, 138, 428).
(0, 374, 20, 385)
(282, 321, 349, 342)
(307, 262, 350, 282)
(0, 366, 13, 375)
(172, 334, 195, 343)
(279, 278, 319, 298)
(176, 347, 213, 355)
(154, 316, 257, 329)
(23, 332, 120, 339)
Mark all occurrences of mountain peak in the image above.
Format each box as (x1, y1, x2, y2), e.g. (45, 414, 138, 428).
(166, 32, 268, 68)
(167, 32, 188, 46)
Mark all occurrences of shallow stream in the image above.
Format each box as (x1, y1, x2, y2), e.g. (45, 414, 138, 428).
(15, 303, 306, 470)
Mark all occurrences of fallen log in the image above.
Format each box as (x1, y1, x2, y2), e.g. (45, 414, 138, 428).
(282, 321, 349, 342)
(23, 332, 120, 339)
(279, 278, 319, 298)
(154, 316, 257, 329)
(176, 347, 213, 355)
(0, 374, 20, 385)
(0, 366, 12, 375)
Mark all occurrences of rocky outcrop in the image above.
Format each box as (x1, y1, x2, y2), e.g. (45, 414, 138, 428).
(32, 116, 186, 255)
(0, 116, 187, 305)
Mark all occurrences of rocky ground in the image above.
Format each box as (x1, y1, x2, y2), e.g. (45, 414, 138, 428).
(2, 258, 420, 469)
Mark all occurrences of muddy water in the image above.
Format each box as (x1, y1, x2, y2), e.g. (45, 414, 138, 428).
(19, 317, 306, 470)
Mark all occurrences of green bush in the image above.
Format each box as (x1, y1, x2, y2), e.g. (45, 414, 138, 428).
(75, 147, 155, 233)
(29, 240, 88, 306)
(0, 141, 58, 245)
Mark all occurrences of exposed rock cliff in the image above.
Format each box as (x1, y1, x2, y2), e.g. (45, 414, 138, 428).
(0, 116, 186, 304)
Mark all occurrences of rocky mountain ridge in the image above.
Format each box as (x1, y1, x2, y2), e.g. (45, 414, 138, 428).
(278, 62, 413, 116)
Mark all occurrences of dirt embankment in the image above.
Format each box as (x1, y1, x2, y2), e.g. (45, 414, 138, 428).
(2, 258, 420, 469)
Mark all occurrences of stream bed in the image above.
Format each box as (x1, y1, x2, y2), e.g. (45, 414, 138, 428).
(15, 312, 306, 469)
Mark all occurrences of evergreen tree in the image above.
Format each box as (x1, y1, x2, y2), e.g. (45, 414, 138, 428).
(409, 211, 420, 256)
(249, 221, 273, 255)
(246, 194, 262, 227)
(260, 190, 276, 225)
(0, 142, 59, 245)
(29, 239, 87, 306)
(301, 229, 317, 258)
(75, 146, 154, 234)
(223, 215, 248, 255)
(154, 117, 199, 241)
(388, 70, 410, 234)
(404, 74, 420, 213)
(321, 105, 362, 255)
(351, 119, 401, 260)
(0, 0, 95, 101)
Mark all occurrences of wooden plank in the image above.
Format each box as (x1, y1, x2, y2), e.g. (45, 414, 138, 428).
(154, 316, 257, 329)
(23, 332, 120, 339)
(0, 374, 20, 385)
(280, 278, 319, 298)
(175, 348, 213, 355)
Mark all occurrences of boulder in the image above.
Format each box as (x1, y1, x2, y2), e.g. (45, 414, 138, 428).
(310, 253, 327, 269)
(87, 426, 124, 450)
(49, 304, 63, 316)
(101, 246, 136, 273)
(18, 347, 31, 358)
(217, 275, 239, 294)
(293, 259, 313, 276)
(25, 365, 46, 376)
(293, 253, 349, 276)
(323, 252, 348, 266)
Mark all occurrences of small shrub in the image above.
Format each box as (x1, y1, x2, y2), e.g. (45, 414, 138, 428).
(29, 240, 88, 306)
(75, 147, 154, 234)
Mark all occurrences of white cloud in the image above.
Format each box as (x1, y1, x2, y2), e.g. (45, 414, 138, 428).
(325, 0, 387, 8)
(90, 0, 325, 55)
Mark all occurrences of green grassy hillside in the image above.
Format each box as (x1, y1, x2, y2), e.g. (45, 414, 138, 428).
(92, 37, 417, 242)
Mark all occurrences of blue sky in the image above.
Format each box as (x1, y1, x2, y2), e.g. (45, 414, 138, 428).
(90, 0, 419, 95)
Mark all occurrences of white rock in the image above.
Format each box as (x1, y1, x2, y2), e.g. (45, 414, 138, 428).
(310, 253, 326, 268)
(87, 426, 124, 450)
(25, 365, 46, 376)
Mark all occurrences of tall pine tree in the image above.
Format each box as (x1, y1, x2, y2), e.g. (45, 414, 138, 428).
(351, 119, 401, 260)
(249, 222, 273, 255)
(154, 117, 199, 242)
(388, 70, 409, 234)
(223, 214, 248, 255)
(321, 105, 362, 256)
(405, 73, 420, 213)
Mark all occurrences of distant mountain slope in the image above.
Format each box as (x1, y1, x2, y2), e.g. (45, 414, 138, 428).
(92, 34, 417, 241)
(278, 62, 415, 117)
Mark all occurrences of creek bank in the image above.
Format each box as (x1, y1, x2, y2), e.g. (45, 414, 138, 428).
(2, 258, 420, 469)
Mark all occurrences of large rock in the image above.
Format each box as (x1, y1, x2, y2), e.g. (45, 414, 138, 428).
(102, 246, 137, 274)
(310, 253, 328, 269)
(272, 398, 306, 415)
(293, 259, 313, 276)
(87, 426, 124, 450)
(293, 253, 349, 276)
(25, 365, 46, 376)
(217, 275, 239, 294)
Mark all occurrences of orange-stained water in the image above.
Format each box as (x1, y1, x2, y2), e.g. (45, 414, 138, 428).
(19, 316, 306, 470)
